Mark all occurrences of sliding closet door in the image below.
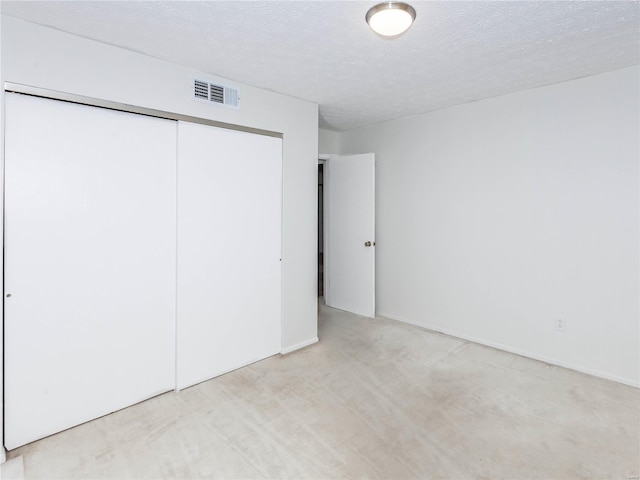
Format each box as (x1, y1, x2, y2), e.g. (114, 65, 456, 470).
(177, 121, 282, 390)
(4, 93, 177, 449)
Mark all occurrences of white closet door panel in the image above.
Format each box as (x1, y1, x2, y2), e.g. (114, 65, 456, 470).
(177, 121, 282, 390)
(4, 93, 176, 449)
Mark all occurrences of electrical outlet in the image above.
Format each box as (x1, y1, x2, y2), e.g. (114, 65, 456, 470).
(554, 316, 567, 332)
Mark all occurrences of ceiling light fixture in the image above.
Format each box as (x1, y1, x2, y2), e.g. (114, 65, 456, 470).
(366, 2, 416, 37)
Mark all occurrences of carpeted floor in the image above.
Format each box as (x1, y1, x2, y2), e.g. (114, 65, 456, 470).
(4, 303, 639, 479)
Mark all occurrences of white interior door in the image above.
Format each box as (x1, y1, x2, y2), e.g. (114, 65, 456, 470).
(4, 93, 177, 449)
(176, 121, 282, 390)
(325, 153, 375, 317)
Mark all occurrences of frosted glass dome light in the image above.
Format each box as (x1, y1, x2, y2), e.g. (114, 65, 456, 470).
(366, 2, 416, 37)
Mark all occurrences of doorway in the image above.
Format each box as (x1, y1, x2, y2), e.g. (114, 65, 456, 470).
(318, 162, 324, 297)
(323, 153, 376, 318)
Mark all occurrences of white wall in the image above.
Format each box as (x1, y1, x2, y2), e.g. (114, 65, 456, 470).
(319, 128, 341, 155)
(340, 66, 640, 386)
(1, 15, 319, 453)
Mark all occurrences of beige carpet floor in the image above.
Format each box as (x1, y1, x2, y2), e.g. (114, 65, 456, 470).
(5, 304, 639, 479)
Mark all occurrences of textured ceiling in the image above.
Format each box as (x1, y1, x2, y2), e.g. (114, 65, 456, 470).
(2, 1, 639, 131)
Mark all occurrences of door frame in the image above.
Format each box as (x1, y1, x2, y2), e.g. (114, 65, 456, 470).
(318, 154, 333, 304)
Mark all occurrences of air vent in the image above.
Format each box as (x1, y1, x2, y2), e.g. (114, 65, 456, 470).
(210, 84, 224, 104)
(193, 79, 240, 108)
(194, 80, 209, 100)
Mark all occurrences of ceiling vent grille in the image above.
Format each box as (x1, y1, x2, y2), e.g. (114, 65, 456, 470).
(193, 79, 240, 108)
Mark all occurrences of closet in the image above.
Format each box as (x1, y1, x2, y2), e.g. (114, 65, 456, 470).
(176, 121, 281, 390)
(3, 92, 282, 449)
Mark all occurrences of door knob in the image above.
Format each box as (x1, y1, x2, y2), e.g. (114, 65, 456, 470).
(364, 241, 372, 247)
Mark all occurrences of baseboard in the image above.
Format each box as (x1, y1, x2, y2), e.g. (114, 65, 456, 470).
(377, 311, 640, 388)
(1, 447, 6, 464)
(281, 337, 319, 355)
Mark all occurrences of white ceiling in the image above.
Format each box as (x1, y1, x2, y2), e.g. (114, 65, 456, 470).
(2, 1, 638, 131)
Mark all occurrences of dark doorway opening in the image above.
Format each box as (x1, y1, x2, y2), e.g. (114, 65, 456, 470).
(318, 163, 324, 297)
